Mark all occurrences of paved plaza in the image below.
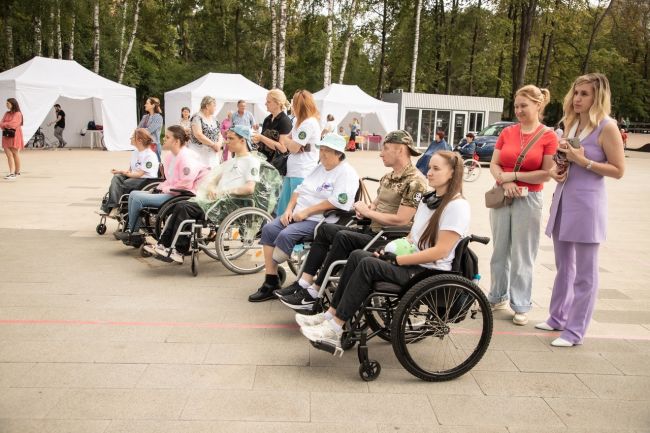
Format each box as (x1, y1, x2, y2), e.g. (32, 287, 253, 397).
(0, 147, 649, 433)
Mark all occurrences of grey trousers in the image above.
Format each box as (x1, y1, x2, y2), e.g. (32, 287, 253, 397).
(54, 126, 66, 147)
(488, 192, 543, 313)
(102, 175, 148, 213)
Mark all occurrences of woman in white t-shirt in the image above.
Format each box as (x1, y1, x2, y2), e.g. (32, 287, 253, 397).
(100, 128, 159, 217)
(248, 133, 360, 303)
(274, 90, 321, 215)
(299, 151, 471, 350)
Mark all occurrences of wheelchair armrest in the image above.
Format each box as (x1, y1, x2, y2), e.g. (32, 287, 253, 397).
(380, 225, 411, 234)
(355, 217, 372, 226)
(323, 209, 355, 219)
(470, 234, 490, 245)
(229, 196, 255, 207)
(362, 176, 380, 183)
(170, 188, 195, 197)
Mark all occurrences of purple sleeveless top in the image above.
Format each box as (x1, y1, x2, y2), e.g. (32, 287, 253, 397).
(545, 118, 612, 243)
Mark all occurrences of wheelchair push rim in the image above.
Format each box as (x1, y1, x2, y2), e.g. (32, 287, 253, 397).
(216, 207, 272, 275)
(391, 274, 493, 382)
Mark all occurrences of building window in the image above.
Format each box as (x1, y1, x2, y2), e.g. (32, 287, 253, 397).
(404, 109, 420, 144)
(469, 112, 484, 133)
(420, 109, 435, 147)
(435, 111, 450, 140)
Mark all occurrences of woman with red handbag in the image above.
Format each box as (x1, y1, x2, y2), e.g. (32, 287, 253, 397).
(1, 98, 24, 181)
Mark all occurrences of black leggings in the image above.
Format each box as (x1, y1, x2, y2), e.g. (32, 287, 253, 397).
(159, 201, 204, 253)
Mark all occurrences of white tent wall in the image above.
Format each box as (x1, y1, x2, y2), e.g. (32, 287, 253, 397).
(35, 96, 102, 148)
(336, 112, 385, 136)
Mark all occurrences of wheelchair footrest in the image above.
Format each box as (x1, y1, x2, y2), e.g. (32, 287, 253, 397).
(309, 340, 344, 357)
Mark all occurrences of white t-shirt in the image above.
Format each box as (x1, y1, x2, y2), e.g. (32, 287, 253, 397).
(130, 148, 159, 178)
(287, 117, 320, 178)
(294, 160, 360, 223)
(194, 154, 261, 202)
(323, 120, 335, 135)
(410, 197, 471, 270)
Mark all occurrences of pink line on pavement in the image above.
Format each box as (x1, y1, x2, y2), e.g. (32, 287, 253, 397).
(1, 319, 650, 341)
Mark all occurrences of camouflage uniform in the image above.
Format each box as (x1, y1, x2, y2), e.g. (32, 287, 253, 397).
(371, 163, 427, 232)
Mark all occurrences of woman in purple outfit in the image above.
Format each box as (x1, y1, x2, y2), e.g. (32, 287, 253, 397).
(538, 73, 625, 347)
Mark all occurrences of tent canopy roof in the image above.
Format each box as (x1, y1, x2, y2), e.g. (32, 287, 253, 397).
(166, 73, 268, 102)
(313, 84, 396, 112)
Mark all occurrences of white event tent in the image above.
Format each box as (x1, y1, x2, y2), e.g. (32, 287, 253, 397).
(313, 84, 398, 137)
(0, 56, 137, 151)
(164, 73, 268, 126)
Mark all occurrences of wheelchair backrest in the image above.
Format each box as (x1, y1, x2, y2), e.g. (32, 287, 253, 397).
(450, 237, 479, 280)
(254, 159, 283, 213)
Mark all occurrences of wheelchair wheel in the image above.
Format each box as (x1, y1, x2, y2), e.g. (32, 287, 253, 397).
(155, 196, 191, 238)
(216, 207, 272, 274)
(359, 360, 381, 381)
(191, 251, 198, 277)
(391, 274, 492, 382)
(96, 223, 107, 235)
(462, 159, 481, 182)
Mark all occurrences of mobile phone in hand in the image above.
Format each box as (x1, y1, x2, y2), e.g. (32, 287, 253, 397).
(518, 186, 529, 197)
(568, 137, 581, 149)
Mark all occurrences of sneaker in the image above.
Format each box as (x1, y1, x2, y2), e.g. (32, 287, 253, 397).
(169, 249, 184, 264)
(550, 337, 574, 347)
(114, 230, 131, 241)
(280, 288, 318, 311)
(513, 313, 528, 326)
(534, 322, 556, 331)
(274, 281, 303, 299)
(4, 173, 16, 181)
(491, 300, 509, 311)
(300, 319, 343, 348)
(144, 243, 166, 256)
(295, 312, 327, 328)
(107, 208, 120, 219)
(248, 282, 280, 302)
(144, 235, 157, 245)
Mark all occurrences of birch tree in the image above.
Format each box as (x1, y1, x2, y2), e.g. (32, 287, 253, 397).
(118, 0, 141, 83)
(118, 0, 128, 68)
(277, 0, 287, 90)
(93, 0, 100, 73)
(270, 0, 278, 87)
(56, 1, 62, 59)
(3, 2, 14, 68)
(33, 15, 42, 57)
(338, 0, 357, 84)
(68, 12, 76, 60)
(410, 0, 423, 92)
(323, 0, 335, 87)
(467, 0, 481, 95)
(48, 8, 54, 58)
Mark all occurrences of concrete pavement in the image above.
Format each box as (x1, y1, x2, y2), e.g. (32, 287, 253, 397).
(0, 148, 648, 433)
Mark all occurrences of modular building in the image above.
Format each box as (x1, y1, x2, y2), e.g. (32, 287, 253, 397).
(383, 91, 504, 149)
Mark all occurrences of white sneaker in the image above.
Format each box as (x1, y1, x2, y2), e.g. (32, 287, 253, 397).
(300, 319, 343, 348)
(4, 173, 16, 181)
(551, 337, 574, 347)
(295, 312, 327, 328)
(169, 249, 184, 264)
(144, 235, 157, 245)
(513, 313, 528, 326)
(535, 322, 556, 331)
(144, 244, 166, 256)
(491, 300, 509, 310)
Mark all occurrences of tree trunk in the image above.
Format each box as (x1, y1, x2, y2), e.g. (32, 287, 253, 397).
(234, 5, 241, 72)
(56, 1, 62, 59)
(33, 15, 42, 57)
(323, 0, 335, 87)
(433, 0, 445, 92)
(3, 4, 14, 68)
(515, 0, 537, 92)
(93, 0, 100, 74)
(495, 48, 505, 97)
(582, 0, 615, 73)
(68, 12, 76, 59)
(376, 0, 388, 98)
(277, 0, 287, 90)
(444, 0, 459, 94)
(541, 0, 561, 87)
(535, 32, 546, 86)
(48, 8, 54, 58)
(118, 0, 128, 67)
(410, 0, 423, 92)
(338, 0, 357, 84)
(509, 1, 519, 118)
(270, 0, 277, 87)
(118, 0, 140, 83)
(467, 0, 481, 95)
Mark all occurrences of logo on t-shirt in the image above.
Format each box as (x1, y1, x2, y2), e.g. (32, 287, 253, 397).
(298, 131, 307, 140)
(338, 193, 348, 204)
(414, 192, 422, 202)
(251, 167, 258, 176)
(146, 161, 152, 169)
(183, 167, 190, 176)
(317, 182, 334, 193)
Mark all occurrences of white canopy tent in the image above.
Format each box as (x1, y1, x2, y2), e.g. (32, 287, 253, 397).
(313, 84, 398, 137)
(164, 73, 269, 126)
(0, 56, 137, 151)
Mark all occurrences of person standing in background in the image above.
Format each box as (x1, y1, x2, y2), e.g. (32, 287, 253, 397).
(220, 111, 233, 161)
(232, 100, 257, 129)
(539, 73, 625, 347)
(179, 107, 191, 132)
(48, 104, 66, 148)
(1, 98, 24, 180)
(188, 96, 222, 167)
(138, 97, 164, 159)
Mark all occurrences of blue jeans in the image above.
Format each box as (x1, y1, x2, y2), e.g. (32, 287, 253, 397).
(127, 190, 173, 232)
(260, 217, 318, 263)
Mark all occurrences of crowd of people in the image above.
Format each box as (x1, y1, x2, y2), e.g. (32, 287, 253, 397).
(1, 72, 626, 353)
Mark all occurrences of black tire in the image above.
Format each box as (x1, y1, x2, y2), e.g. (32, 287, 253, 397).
(462, 159, 481, 182)
(154, 196, 190, 238)
(96, 224, 107, 235)
(191, 251, 198, 277)
(216, 207, 272, 275)
(391, 274, 492, 382)
(358, 360, 381, 381)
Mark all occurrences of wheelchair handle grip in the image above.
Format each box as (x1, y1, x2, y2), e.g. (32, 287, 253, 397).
(470, 234, 490, 245)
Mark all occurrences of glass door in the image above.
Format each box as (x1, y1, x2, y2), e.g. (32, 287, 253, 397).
(453, 113, 467, 146)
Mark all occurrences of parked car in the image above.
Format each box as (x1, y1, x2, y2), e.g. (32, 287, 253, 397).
(466, 121, 515, 162)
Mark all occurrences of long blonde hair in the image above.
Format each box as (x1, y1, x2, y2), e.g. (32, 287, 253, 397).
(515, 85, 551, 121)
(560, 73, 611, 132)
(292, 90, 320, 127)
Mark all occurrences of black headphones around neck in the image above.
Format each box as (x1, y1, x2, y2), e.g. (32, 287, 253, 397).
(422, 191, 443, 210)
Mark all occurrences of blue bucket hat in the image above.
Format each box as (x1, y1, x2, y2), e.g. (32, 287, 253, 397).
(316, 133, 346, 153)
(229, 125, 253, 150)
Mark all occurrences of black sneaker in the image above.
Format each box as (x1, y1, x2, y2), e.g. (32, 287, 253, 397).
(248, 282, 280, 303)
(274, 281, 302, 299)
(280, 288, 318, 311)
(114, 230, 131, 241)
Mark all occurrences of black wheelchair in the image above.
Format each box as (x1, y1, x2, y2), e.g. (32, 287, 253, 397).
(310, 233, 493, 382)
(96, 178, 163, 236)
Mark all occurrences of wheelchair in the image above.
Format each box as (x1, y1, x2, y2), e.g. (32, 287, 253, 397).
(96, 178, 163, 236)
(453, 146, 481, 183)
(154, 161, 282, 276)
(310, 233, 493, 382)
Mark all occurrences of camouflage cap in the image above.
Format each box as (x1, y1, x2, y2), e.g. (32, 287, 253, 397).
(384, 130, 421, 156)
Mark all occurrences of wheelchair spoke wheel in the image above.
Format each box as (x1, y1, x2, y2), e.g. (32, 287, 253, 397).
(216, 207, 272, 274)
(463, 159, 481, 182)
(391, 274, 492, 382)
